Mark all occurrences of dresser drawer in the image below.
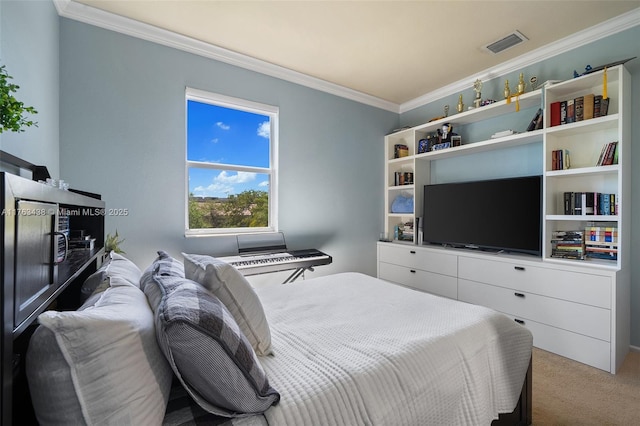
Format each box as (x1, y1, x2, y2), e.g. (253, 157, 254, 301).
(502, 314, 611, 372)
(378, 244, 457, 277)
(458, 279, 610, 341)
(458, 256, 611, 309)
(379, 262, 457, 299)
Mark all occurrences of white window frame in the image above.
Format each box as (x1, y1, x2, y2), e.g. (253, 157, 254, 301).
(185, 87, 279, 236)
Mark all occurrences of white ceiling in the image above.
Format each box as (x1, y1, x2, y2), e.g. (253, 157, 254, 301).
(65, 0, 640, 111)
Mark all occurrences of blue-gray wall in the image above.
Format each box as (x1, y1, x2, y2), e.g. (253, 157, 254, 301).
(400, 27, 640, 348)
(3, 0, 640, 348)
(0, 0, 59, 177)
(57, 18, 396, 278)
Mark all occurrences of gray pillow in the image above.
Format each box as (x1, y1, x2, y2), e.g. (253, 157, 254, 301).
(27, 278, 173, 426)
(182, 253, 272, 356)
(80, 251, 143, 302)
(143, 272, 280, 417)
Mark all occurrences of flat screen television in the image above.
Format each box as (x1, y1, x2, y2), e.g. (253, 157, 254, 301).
(422, 175, 542, 256)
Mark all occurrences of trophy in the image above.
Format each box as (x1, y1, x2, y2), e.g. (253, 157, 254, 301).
(473, 79, 482, 108)
(504, 80, 511, 100)
(517, 72, 526, 95)
(456, 94, 464, 113)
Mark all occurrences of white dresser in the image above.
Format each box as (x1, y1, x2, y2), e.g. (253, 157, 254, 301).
(377, 242, 629, 373)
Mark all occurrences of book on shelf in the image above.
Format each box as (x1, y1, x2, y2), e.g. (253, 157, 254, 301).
(584, 224, 618, 260)
(550, 102, 561, 127)
(527, 108, 543, 131)
(551, 92, 608, 127)
(593, 95, 610, 118)
(574, 96, 584, 121)
(394, 171, 414, 186)
(596, 141, 618, 166)
(551, 149, 570, 170)
(562, 192, 617, 215)
(565, 99, 575, 123)
(583, 94, 595, 119)
(551, 230, 585, 260)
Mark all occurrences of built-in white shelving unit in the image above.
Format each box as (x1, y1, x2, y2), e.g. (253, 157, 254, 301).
(379, 65, 630, 373)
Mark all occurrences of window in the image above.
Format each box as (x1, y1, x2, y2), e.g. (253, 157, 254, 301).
(185, 88, 278, 235)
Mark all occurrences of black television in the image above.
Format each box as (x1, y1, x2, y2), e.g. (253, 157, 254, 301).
(422, 175, 542, 256)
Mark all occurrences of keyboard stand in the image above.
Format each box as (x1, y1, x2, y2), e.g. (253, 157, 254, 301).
(282, 266, 313, 284)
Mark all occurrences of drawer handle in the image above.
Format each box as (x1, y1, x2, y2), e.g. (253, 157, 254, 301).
(410, 269, 416, 273)
(514, 292, 525, 298)
(514, 319, 525, 325)
(409, 250, 416, 254)
(514, 266, 525, 271)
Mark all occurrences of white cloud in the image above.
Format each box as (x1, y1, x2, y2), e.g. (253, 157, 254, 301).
(216, 121, 230, 130)
(258, 180, 269, 187)
(215, 170, 257, 184)
(192, 171, 259, 197)
(257, 121, 270, 139)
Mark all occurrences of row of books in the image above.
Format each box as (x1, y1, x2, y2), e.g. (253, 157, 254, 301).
(585, 225, 617, 243)
(550, 228, 618, 261)
(563, 192, 617, 216)
(585, 226, 618, 260)
(550, 230, 585, 260)
(549, 93, 609, 127)
(394, 171, 414, 186)
(550, 149, 570, 170)
(595, 141, 618, 166)
(394, 144, 409, 159)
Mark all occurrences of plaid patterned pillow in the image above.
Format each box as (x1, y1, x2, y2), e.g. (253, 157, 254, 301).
(144, 273, 279, 417)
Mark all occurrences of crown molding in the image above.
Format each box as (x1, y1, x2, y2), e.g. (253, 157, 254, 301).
(54, 1, 639, 115)
(399, 7, 640, 113)
(53, 0, 400, 113)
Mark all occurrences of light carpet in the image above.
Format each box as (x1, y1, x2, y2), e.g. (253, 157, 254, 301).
(532, 347, 640, 425)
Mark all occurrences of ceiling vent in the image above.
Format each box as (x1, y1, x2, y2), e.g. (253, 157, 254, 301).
(484, 30, 528, 54)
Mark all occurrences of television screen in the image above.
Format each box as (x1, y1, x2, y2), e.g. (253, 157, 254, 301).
(422, 175, 542, 256)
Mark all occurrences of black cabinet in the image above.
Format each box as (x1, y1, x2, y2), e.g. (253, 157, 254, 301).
(1, 172, 105, 424)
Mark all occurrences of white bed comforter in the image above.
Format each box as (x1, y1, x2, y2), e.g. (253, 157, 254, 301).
(255, 272, 532, 426)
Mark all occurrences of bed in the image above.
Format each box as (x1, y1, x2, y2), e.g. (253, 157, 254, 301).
(25, 251, 533, 426)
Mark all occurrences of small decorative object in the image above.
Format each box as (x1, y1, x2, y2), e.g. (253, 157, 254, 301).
(438, 123, 452, 142)
(451, 135, 462, 147)
(504, 80, 511, 102)
(0, 64, 38, 133)
(456, 94, 464, 113)
(573, 56, 636, 77)
(473, 79, 482, 108)
(517, 72, 526, 95)
(428, 105, 449, 122)
(418, 138, 429, 154)
(529, 76, 538, 90)
(105, 230, 126, 254)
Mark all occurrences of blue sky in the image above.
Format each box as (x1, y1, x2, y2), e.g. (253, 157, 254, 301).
(187, 100, 270, 198)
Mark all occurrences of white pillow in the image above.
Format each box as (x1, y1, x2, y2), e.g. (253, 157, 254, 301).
(27, 277, 172, 426)
(182, 253, 272, 356)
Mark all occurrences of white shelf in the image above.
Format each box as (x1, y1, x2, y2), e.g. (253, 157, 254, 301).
(416, 129, 543, 161)
(545, 164, 619, 177)
(414, 89, 543, 132)
(546, 214, 619, 222)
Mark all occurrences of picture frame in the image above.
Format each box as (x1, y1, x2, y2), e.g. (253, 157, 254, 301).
(451, 135, 462, 147)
